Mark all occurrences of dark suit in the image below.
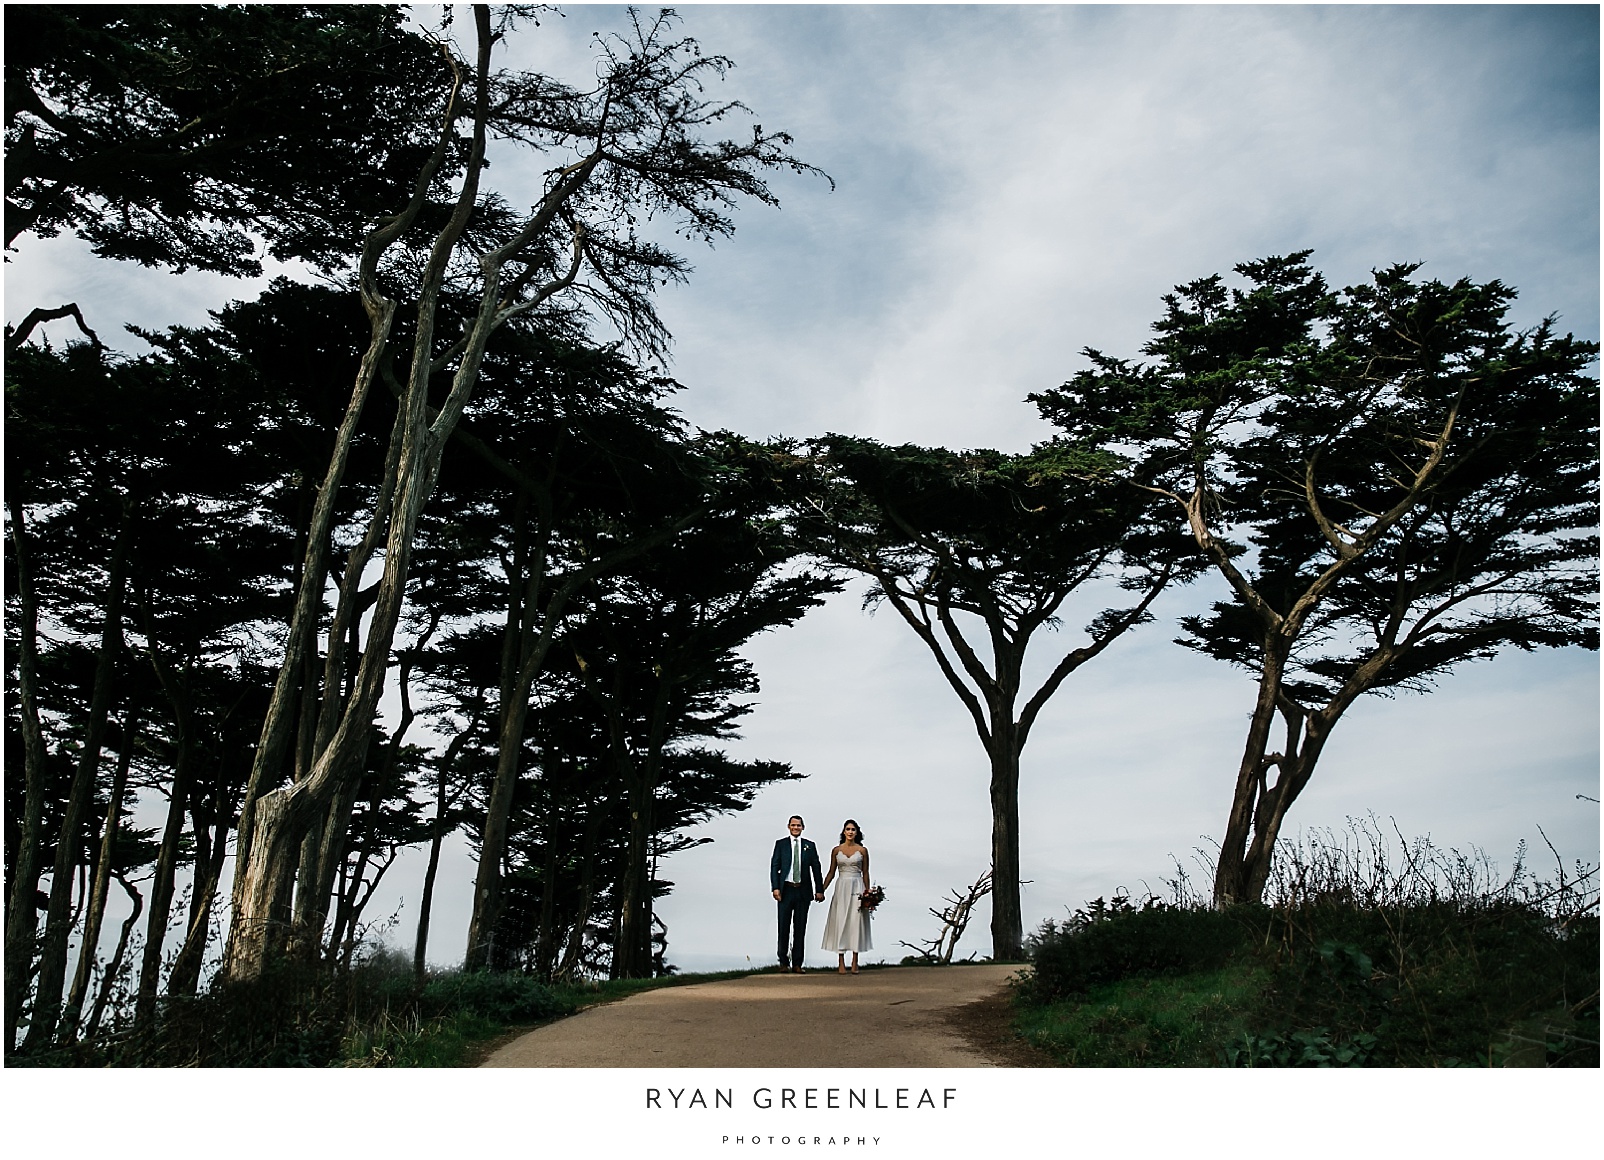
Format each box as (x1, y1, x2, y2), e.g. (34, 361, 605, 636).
(771, 835, 825, 969)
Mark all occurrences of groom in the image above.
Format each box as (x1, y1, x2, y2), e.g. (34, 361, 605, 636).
(770, 815, 824, 972)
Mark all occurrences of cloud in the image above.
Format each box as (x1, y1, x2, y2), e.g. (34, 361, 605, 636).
(618, 5, 1599, 454)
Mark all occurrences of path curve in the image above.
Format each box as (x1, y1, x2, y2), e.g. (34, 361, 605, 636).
(481, 964, 1021, 1068)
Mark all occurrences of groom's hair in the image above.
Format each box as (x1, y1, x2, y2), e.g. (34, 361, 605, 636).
(788, 815, 804, 826)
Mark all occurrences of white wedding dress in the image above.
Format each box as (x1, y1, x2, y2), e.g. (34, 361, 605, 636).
(820, 850, 873, 952)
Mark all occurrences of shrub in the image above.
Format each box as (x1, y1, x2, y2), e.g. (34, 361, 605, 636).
(417, 971, 574, 1024)
(1015, 821, 1599, 1067)
(117, 962, 352, 1067)
(1023, 895, 1257, 1004)
(1255, 901, 1598, 1066)
(1249, 821, 1600, 1066)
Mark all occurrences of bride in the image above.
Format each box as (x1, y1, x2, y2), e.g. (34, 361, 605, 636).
(819, 819, 872, 974)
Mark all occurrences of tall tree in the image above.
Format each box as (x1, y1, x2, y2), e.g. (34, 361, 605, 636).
(224, 6, 820, 981)
(565, 476, 839, 977)
(6, 336, 271, 1045)
(429, 326, 710, 972)
(1032, 253, 1599, 904)
(5, 278, 364, 1049)
(796, 437, 1194, 959)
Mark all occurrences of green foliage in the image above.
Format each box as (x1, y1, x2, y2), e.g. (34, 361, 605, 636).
(415, 972, 574, 1025)
(1222, 1027, 1378, 1068)
(1021, 895, 1256, 1004)
(84, 962, 355, 1067)
(1016, 965, 1267, 1066)
(1015, 825, 1600, 1067)
(341, 1010, 508, 1069)
(1254, 899, 1598, 1067)
(335, 967, 761, 1067)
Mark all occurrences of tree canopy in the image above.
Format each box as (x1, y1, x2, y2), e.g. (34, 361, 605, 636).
(5, 5, 454, 274)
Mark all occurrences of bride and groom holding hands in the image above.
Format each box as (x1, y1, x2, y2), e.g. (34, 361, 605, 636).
(770, 814, 876, 975)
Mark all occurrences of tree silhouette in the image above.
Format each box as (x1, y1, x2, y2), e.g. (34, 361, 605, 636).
(1032, 253, 1599, 903)
(5, 5, 451, 273)
(794, 437, 1195, 958)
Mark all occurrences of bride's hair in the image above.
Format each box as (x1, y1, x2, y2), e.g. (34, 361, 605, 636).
(839, 819, 864, 844)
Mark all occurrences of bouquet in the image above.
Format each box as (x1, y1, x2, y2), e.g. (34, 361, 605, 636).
(858, 885, 885, 913)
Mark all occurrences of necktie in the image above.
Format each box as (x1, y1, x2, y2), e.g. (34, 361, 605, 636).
(792, 839, 800, 884)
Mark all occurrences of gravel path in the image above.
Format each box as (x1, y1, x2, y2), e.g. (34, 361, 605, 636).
(481, 964, 1022, 1068)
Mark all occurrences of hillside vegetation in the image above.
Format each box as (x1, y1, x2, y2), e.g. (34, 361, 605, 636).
(1014, 822, 1598, 1067)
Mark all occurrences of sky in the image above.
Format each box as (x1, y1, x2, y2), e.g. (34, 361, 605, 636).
(5, 4, 1599, 978)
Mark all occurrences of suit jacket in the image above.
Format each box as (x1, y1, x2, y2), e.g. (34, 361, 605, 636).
(771, 836, 825, 894)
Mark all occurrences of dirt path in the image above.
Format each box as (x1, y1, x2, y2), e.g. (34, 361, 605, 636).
(481, 964, 1027, 1068)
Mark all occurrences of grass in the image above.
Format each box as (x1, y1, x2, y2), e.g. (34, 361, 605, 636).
(343, 1009, 514, 1067)
(1015, 964, 1269, 1067)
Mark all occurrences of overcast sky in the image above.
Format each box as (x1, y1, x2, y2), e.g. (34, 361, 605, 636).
(6, 4, 1598, 975)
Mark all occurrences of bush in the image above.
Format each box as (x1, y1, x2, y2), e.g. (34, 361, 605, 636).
(416, 971, 575, 1024)
(1023, 894, 1257, 1004)
(1014, 821, 1599, 1067)
(115, 962, 352, 1067)
(1255, 901, 1598, 1066)
(1247, 822, 1600, 1066)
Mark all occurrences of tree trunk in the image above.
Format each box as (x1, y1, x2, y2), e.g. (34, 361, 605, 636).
(414, 718, 476, 979)
(1212, 639, 1291, 905)
(466, 509, 549, 970)
(4, 500, 53, 1050)
(987, 724, 1024, 961)
(135, 720, 193, 1023)
(616, 683, 671, 980)
(613, 767, 656, 979)
(533, 825, 560, 980)
(223, 336, 390, 976)
(24, 516, 129, 1050)
(85, 874, 142, 1041)
(413, 822, 446, 980)
(296, 773, 360, 961)
(165, 860, 223, 999)
(62, 701, 141, 1038)
(557, 808, 605, 981)
(225, 786, 311, 980)
(468, 728, 523, 966)
(166, 751, 237, 997)
(166, 761, 234, 999)
(338, 847, 398, 969)
(1235, 701, 1344, 904)
(327, 808, 373, 960)
(225, 20, 494, 977)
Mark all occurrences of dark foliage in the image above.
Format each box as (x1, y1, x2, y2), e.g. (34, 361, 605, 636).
(1019, 826, 1599, 1066)
(1023, 896, 1255, 1003)
(20, 957, 580, 1067)
(413, 970, 573, 1024)
(1248, 900, 1598, 1067)
(5, 5, 454, 273)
